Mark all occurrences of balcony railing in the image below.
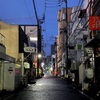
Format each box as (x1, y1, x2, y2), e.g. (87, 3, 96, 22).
(0, 33, 5, 46)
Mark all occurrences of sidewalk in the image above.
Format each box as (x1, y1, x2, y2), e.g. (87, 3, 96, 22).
(0, 79, 37, 100)
(63, 78, 100, 100)
(0, 90, 13, 100)
(0, 85, 26, 100)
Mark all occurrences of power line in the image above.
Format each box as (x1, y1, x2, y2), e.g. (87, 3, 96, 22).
(23, 0, 34, 23)
(45, 0, 62, 7)
(69, 0, 92, 43)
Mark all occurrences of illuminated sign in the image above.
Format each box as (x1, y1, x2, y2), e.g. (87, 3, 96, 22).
(89, 16, 100, 30)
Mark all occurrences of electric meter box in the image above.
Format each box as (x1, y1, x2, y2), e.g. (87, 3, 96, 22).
(3, 62, 15, 91)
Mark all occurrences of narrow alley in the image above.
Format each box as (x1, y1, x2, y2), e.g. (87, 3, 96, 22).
(5, 75, 92, 100)
(0, 0, 100, 100)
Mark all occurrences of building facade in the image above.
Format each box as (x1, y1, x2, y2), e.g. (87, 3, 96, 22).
(57, 7, 72, 77)
(67, 0, 100, 97)
(0, 21, 29, 91)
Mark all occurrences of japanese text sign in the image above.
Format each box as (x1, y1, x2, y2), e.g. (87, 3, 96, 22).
(89, 16, 100, 30)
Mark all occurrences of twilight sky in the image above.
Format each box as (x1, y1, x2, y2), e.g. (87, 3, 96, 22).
(41, 0, 80, 55)
(0, 0, 79, 56)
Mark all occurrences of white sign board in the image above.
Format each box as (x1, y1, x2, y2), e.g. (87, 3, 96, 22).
(24, 47, 35, 53)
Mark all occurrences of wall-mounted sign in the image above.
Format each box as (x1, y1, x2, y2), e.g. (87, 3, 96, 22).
(89, 16, 100, 30)
(24, 47, 35, 53)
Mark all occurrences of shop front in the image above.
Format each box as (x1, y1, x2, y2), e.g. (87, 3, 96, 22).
(85, 33, 100, 95)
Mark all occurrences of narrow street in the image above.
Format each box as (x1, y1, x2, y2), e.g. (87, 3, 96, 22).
(6, 75, 92, 100)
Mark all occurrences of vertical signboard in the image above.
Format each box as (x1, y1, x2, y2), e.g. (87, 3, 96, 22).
(89, 16, 100, 30)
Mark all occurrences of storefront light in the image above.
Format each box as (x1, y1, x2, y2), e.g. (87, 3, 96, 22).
(30, 37, 37, 41)
(50, 67, 53, 71)
(41, 62, 44, 67)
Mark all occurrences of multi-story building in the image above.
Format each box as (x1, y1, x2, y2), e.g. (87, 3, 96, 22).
(0, 21, 29, 91)
(83, 0, 100, 96)
(23, 26, 38, 68)
(57, 7, 72, 77)
(21, 25, 42, 78)
(68, 6, 87, 85)
(68, 0, 100, 97)
(68, 0, 93, 87)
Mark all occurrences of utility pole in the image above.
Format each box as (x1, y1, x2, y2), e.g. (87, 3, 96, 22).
(37, 23, 42, 78)
(65, 0, 68, 76)
(32, 0, 41, 78)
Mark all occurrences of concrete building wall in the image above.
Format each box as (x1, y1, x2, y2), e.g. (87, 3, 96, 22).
(0, 21, 19, 61)
(57, 7, 72, 71)
(57, 7, 72, 62)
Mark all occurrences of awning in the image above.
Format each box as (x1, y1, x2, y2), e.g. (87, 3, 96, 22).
(0, 52, 15, 62)
(85, 34, 100, 47)
(85, 38, 100, 47)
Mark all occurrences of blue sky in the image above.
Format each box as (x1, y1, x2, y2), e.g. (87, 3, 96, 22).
(40, 0, 80, 55)
(0, 0, 79, 56)
(0, 0, 38, 25)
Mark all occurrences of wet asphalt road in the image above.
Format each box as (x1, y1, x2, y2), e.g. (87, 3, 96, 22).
(7, 75, 92, 100)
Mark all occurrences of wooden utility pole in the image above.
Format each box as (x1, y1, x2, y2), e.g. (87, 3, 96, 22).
(65, 0, 68, 75)
(32, 0, 41, 78)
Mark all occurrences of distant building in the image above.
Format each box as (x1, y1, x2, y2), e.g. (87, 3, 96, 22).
(51, 44, 55, 55)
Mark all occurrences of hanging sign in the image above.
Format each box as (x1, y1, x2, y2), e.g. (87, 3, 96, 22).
(89, 16, 100, 30)
(24, 47, 35, 53)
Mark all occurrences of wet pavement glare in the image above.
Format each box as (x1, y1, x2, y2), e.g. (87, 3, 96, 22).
(7, 75, 91, 100)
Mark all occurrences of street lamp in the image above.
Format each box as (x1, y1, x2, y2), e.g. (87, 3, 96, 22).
(38, 54, 42, 58)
